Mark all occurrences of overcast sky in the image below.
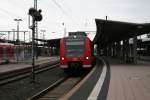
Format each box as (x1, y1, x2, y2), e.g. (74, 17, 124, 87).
(0, 0, 150, 41)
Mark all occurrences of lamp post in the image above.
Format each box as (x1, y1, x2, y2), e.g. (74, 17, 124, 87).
(12, 29, 15, 41)
(41, 30, 46, 40)
(14, 19, 22, 42)
(8, 32, 10, 41)
(14, 19, 22, 63)
(41, 30, 46, 49)
(62, 23, 66, 37)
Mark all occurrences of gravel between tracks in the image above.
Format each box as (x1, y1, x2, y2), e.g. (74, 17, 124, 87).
(0, 67, 67, 100)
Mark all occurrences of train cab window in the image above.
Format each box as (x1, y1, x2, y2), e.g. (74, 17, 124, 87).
(65, 40, 85, 57)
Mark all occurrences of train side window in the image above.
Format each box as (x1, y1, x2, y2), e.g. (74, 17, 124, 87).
(94, 44, 97, 56)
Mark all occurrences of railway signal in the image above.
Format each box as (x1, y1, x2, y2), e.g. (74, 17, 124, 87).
(29, 8, 42, 22)
(28, 7, 43, 83)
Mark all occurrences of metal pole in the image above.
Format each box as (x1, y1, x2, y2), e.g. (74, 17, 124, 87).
(14, 19, 22, 41)
(16, 21, 19, 63)
(24, 32, 26, 59)
(17, 21, 19, 42)
(24, 32, 26, 43)
(8, 32, 10, 41)
(133, 36, 137, 64)
(41, 30, 45, 56)
(29, 31, 31, 42)
(12, 29, 15, 41)
(14, 19, 22, 62)
(34, 0, 37, 9)
(17, 21, 19, 62)
(41, 30, 46, 40)
(62, 23, 66, 37)
(31, 18, 35, 82)
(64, 27, 66, 37)
(31, 0, 37, 82)
(34, 0, 38, 59)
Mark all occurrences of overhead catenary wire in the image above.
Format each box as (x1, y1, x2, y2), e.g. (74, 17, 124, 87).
(0, 0, 31, 21)
(5, 0, 27, 10)
(51, 0, 68, 16)
(57, 0, 96, 32)
(0, 8, 23, 19)
(50, 0, 81, 29)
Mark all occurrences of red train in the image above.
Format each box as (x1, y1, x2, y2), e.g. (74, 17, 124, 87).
(0, 43, 32, 63)
(0, 42, 53, 64)
(60, 32, 95, 73)
(0, 43, 15, 62)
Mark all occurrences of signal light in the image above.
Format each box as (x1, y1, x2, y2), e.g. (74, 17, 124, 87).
(34, 10, 42, 21)
(29, 8, 36, 16)
(28, 8, 42, 21)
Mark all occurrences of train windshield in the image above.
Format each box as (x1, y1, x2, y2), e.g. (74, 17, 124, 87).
(65, 39, 85, 57)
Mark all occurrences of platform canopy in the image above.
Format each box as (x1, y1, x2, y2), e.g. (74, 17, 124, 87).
(93, 19, 150, 47)
(35, 38, 60, 47)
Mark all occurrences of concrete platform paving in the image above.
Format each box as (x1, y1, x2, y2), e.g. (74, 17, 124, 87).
(0, 56, 59, 74)
(106, 57, 150, 100)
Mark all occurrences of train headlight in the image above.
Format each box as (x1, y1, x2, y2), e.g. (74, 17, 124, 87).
(62, 57, 64, 60)
(73, 35, 77, 38)
(86, 57, 89, 60)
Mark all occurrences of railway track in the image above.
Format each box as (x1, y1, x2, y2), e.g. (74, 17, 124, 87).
(0, 62, 59, 85)
(28, 75, 86, 100)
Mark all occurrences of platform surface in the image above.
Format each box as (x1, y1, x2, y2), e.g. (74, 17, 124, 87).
(0, 56, 59, 74)
(107, 57, 150, 100)
(61, 56, 150, 100)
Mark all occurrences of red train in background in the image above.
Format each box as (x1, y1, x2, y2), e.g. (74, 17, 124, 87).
(0, 43, 32, 63)
(0, 43, 15, 62)
(0, 42, 53, 64)
(60, 32, 95, 74)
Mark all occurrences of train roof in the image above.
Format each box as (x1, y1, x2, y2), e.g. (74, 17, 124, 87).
(69, 32, 87, 36)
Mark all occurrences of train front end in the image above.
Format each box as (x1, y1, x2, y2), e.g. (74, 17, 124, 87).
(60, 33, 94, 73)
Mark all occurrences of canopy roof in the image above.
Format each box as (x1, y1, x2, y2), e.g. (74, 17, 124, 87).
(93, 19, 150, 47)
(35, 38, 60, 47)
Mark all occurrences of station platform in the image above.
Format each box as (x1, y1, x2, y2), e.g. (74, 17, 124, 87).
(61, 56, 150, 100)
(107, 57, 150, 100)
(0, 56, 59, 74)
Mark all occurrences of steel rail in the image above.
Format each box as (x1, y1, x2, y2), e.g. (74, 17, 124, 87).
(28, 77, 68, 100)
(28, 74, 87, 100)
(0, 62, 59, 85)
